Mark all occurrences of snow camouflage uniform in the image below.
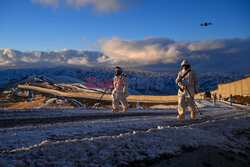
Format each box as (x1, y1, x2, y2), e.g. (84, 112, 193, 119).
(176, 60, 199, 119)
(111, 68, 129, 112)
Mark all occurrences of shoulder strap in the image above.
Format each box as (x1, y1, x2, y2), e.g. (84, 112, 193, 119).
(177, 69, 191, 92)
(181, 69, 191, 79)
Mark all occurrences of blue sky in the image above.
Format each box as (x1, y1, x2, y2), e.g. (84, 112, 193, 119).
(0, 0, 249, 51)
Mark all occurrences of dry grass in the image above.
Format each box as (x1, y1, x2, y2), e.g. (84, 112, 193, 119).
(8, 95, 46, 109)
(232, 95, 250, 104)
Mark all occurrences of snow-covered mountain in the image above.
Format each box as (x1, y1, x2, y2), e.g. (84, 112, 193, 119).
(0, 66, 247, 95)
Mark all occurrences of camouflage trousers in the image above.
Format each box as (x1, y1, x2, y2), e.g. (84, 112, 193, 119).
(112, 98, 129, 112)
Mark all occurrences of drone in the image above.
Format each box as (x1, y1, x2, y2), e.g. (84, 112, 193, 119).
(200, 22, 212, 26)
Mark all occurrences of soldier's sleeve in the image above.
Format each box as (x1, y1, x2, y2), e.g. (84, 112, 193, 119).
(176, 72, 184, 87)
(112, 76, 116, 89)
(123, 76, 128, 93)
(193, 71, 200, 93)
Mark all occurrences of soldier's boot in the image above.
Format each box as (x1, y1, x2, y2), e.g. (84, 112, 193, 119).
(177, 114, 185, 119)
(191, 111, 196, 119)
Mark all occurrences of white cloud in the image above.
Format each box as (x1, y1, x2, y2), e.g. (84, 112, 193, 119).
(96, 37, 250, 72)
(187, 39, 225, 51)
(224, 48, 239, 54)
(66, 0, 121, 12)
(97, 37, 181, 66)
(31, 0, 137, 12)
(0, 37, 249, 72)
(3, 48, 16, 58)
(20, 56, 40, 63)
(0, 60, 12, 66)
(31, 0, 59, 8)
(163, 43, 184, 63)
(97, 37, 188, 66)
(0, 49, 93, 68)
(67, 57, 89, 65)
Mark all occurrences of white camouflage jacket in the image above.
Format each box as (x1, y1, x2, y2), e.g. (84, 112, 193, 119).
(111, 74, 129, 99)
(175, 69, 199, 97)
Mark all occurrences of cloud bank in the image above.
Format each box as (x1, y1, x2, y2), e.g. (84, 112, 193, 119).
(0, 37, 249, 72)
(30, 0, 138, 12)
(0, 49, 101, 69)
(97, 37, 250, 72)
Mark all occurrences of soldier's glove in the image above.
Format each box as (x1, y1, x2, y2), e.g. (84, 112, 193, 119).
(178, 83, 186, 92)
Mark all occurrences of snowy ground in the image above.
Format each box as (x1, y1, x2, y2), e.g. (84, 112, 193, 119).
(0, 100, 249, 166)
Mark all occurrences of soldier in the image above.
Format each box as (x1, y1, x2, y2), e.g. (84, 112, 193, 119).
(219, 94, 222, 101)
(176, 60, 200, 119)
(229, 94, 234, 106)
(110, 66, 129, 112)
(213, 93, 217, 105)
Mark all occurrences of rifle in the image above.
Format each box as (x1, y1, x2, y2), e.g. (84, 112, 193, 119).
(185, 87, 202, 116)
(93, 88, 109, 109)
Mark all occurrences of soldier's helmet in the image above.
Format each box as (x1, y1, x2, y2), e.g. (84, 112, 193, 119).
(115, 66, 123, 72)
(181, 60, 191, 66)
